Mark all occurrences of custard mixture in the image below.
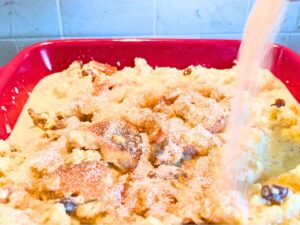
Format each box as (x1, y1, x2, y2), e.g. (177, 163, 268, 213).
(0, 58, 299, 225)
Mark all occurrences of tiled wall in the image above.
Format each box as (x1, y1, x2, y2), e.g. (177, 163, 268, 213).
(0, 0, 300, 66)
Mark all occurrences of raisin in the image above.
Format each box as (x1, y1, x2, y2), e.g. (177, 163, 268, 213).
(81, 69, 92, 77)
(147, 171, 156, 178)
(260, 184, 288, 205)
(183, 67, 192, 76)
(167, 194, 177, 204)
(182, 145, 199, 160)
(60, 199, 77, 215)
(271, 98, 285, 108)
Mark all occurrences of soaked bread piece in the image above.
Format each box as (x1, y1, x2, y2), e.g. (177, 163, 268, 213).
(37, 161, 117, 201)
(154, 90, 227, 133)
(89, 120, 143, 172)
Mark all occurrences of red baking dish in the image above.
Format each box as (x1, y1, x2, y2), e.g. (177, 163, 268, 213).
(0, 38, 299, 140)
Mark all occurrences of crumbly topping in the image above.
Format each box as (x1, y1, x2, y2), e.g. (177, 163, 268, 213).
(2, 58, 300, 225)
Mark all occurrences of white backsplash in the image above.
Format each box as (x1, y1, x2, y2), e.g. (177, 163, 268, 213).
(0, 0, 300, 65)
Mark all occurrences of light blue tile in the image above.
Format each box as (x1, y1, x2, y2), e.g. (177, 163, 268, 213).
(275, 33, 289, 46)
(156, 0, 249, 35)
(286, 33, 300, 53)
(0, 0, 60, 38)
(198, 33, 288, 45)
(282, 1, 300, 32)
(0, 1, 14, 37)
(15, 37, 59, 51)
(0, 40, 18, 66)
(165, 33, 288, 44)
(199, 34, 243, 39)
(248, 0, 300, 32)
(16, 37, 61, 51)
(61, 0, 154, 36)
(152, 34, 242, 39)
(202, 33, 289, 50)
(15, 38, 43, 51)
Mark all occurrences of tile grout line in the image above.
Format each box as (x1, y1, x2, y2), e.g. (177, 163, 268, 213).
(56, 0, 64, 38)
(285, 33, 291, 45)
(9, 2, 12, 38)
(247, 0, 253, 15)
(152, 0, 157, 36)
(13, 38, 20, 52)
(0, 32, 299, 42)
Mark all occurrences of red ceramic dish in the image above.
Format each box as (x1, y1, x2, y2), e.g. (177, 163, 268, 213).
(0, 38, 299, 140)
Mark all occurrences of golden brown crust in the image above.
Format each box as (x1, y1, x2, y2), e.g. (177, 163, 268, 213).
(89, 120, 143, 172)
(153, 90, 228, 133)
(37, 162, 116, 201)
(89, 61, 118, 76)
